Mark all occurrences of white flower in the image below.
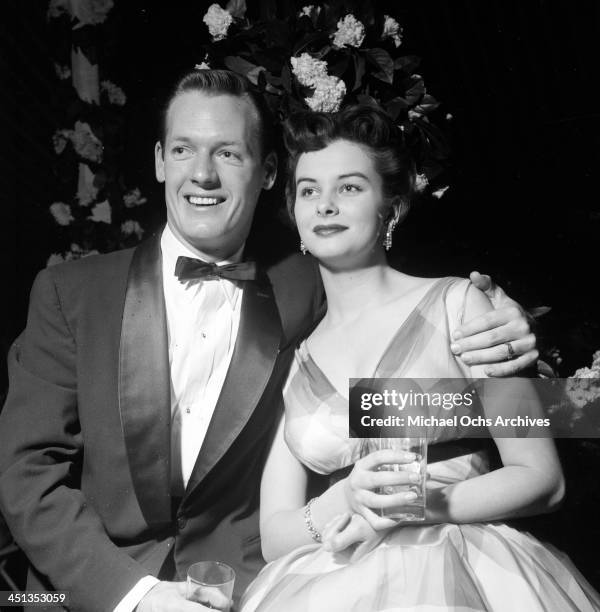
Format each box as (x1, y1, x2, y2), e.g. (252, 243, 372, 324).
(52, 129, 72, 155)
(49, 202, 74, 226)
(71, 121, 103, 162)
(88, 200, 112, 224)
(76, 163, 98, 206)
(382, 15, 403, 47)
(332, 14, 365, 49)
(299, 5, 320, 19)
(121, 220, 144, 240)
(47, 253, 65, 267)
(101, 80, 126, 106)
(203, 4, 233, 42)
(195, 62, 211, 70)
(291, 53, 328, 88)
(305, 76, 346, 113)
(54, 63, 71, 80)
(123, 187, 147, 208)
(408, 109, 423, 121)
(446, 113, 454, 121)
(48, 0, 114, 25)
(431, 186, 449, 199)
(414, 173, 429, 193)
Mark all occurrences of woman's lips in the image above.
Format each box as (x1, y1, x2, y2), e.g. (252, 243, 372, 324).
(313, 224, 348, 236)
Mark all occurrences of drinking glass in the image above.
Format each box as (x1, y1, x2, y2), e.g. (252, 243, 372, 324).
(370, 437, 427, 521)
(186, 561, 235, 611)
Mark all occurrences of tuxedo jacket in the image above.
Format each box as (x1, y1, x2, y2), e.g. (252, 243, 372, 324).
(0, 234, 322, 611)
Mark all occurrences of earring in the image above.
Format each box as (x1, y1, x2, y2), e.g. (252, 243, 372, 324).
(300, 240, 308, 255)
(383, 220, 396, 251)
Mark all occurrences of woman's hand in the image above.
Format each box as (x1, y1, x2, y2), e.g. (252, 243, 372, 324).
(322, 513, 390, 560)
(343, 448, 420, 531)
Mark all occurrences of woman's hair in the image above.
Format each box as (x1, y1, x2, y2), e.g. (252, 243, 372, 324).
(283, 104, 416, 222)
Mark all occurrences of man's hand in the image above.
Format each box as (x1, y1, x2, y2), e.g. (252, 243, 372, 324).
(136, 581, 231, 611)
(450, 271, 538, 377)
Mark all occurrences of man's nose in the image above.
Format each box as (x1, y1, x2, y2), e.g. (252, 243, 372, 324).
(316, 193, 339, 217)
(191, 153, 219, 187)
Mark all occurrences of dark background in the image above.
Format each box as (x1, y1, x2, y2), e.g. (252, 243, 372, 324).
(1, 0, 599, 594)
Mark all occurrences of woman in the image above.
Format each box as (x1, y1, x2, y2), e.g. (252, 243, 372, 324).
(240, 106, 600, 611)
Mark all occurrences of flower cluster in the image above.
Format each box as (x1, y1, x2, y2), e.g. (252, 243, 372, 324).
(331, 14, 365, 49)
(49, 202, 74, 226)
(48, 0, 114, 25)
(71, 121, 103, 162)
(199, 3, 450, 197)
(566, 351, 600, 409)
(101, 80, 127, 106)
(382, 15, 403, 48)
(290, 53, 328, 87)
(203, 4, 233, 42)
(305, 75, 347, 113)
(121, 220, 144, 240)
(123, 188, 148, 208)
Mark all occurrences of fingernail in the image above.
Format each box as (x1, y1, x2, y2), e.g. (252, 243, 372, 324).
(452, 331, 463, 340)
(450, 343, 461, 354)
(406, 491, 418, 500)
(403, 452, 416, 461)
(484, 367, 493, 376)
(461, 355, 471, 365)
(409, 473, 421, 483)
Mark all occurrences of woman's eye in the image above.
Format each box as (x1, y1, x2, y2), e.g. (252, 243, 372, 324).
(340, 183, 361, 193)
(300, 187, 317, 198)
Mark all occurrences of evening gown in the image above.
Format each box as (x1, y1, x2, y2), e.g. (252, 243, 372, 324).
(240, 277, 600, 612)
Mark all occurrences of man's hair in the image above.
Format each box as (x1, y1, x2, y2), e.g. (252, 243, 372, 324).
(283, 104, 416, 223)
(159, 69, 276, 160)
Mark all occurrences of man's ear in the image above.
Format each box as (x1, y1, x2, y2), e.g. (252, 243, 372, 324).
(262, 151, 278, 191)
(155, 141, 165, 183)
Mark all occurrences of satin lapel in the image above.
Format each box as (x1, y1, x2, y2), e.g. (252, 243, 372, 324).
(184, 273, 282, 496)
(119, 234, 172, 526)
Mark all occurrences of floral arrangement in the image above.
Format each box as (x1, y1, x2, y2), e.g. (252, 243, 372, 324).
(199, 1, 450, 196)
(45, 0, 149, 265)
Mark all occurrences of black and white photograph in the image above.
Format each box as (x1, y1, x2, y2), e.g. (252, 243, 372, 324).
(1, 1, 599, 610)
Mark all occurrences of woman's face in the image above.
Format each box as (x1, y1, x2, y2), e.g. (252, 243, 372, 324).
(294, 139, 389, 268)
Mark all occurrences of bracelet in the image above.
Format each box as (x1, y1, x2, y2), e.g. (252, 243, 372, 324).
(303, 497, 322, 543)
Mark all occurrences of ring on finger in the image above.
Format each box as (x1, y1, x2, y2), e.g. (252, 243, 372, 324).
(505, 342, 516, 360)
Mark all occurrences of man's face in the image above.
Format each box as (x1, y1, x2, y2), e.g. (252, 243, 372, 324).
(155, 91, 276, 260)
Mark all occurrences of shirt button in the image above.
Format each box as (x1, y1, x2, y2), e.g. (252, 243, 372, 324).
(201, 332, 207, 338)
(177, 516, 187, 530)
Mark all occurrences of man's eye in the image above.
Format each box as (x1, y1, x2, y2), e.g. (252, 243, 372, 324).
(219, 150, 240, 160)
(171, 146, 189, 157)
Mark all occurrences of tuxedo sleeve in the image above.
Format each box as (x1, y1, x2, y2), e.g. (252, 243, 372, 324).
(0, 269, 151, 612)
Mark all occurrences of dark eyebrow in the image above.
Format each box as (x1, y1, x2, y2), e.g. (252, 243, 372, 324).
(169, 136, 245, 149)
(338, 172, 369, 181)
(296, 172, 370, 186)
(295, 177, 317, 186)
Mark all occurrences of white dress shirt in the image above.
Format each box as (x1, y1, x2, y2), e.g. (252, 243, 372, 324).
(114, 225, 244, 611)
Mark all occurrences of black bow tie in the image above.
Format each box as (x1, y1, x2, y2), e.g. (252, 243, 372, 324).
(175, 256, 257, 282)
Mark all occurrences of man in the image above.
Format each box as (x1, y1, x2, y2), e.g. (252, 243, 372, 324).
(0, 70, 536, 612)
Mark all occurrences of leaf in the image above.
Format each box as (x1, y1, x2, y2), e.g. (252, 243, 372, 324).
(404, 75, 425, 105)
(528, 306, 552, 318)
(394, 55, 421, 74)
(281, 63, 292, 93)
(226, 0, 246, 19)
(356, 94, 380, 107)
(353, 54, 366, 91)
(385, 96, 409, 120)
(413, 94, 440, 115)
(366, 48, 394, 84)
(328, 55, 350, 78)
(224, 55, 259, 77)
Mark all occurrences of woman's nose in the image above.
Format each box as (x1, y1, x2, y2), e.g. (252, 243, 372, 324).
(316, 193, 339, 217)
